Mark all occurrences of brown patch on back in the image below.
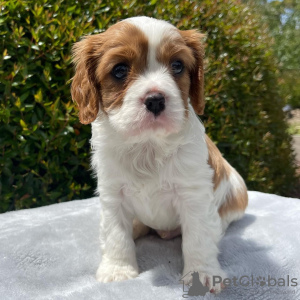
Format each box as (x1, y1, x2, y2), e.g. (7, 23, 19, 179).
(71, 22, 148, 124)
(218, 172, 248, 218)
(205, 135, 231, 190)
(206, 135, 248, 217)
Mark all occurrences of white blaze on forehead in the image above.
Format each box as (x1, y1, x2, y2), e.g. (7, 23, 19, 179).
(125, 16, 177, 43)
(125, 17, 180, 71)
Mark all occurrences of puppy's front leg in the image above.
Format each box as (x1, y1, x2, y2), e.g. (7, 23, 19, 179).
(178, 189, 226, 293)
(96, 193, 138, 283)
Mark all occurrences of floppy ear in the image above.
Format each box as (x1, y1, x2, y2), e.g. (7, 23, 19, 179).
(180, 30, 205, 115)
(71, 35, 103, 124)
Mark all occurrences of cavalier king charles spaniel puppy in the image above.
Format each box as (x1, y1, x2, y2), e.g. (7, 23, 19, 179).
(71, 16, 248, 293)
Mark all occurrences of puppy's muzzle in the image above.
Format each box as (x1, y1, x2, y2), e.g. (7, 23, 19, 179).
(144, 92, 165, 116)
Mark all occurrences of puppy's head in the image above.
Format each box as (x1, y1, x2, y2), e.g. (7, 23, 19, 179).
(71, 17, 205, 138)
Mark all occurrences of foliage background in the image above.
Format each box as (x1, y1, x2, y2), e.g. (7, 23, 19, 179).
(0, 0, 298, 212)
(244, 0, 300, 108)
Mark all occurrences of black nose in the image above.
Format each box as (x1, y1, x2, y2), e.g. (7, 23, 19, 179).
(144, 93, 165, 116)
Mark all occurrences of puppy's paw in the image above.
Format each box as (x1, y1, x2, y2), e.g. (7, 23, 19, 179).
(96, 261, 138, 283)
(182, 267, 226, 294)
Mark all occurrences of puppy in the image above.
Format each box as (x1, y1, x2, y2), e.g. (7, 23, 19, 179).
(71, 16, 248, 293)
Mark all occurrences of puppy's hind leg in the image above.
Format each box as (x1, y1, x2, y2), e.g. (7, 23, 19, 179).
(218, 169, 248, 233)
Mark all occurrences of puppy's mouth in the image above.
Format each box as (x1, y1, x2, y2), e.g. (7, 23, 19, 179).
(126, 109, 180, 138)
(143, 110, 169, 128)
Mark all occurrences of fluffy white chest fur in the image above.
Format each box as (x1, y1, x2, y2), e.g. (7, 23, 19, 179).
(91, 106, 212, 232)
(71, 16, 248, 293)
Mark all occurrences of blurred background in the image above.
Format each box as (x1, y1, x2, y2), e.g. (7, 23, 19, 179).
(0, 0, 299, 213)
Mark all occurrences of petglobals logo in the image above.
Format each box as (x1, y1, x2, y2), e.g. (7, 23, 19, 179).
(213, 275, 298, 288)
(180, 272, 298, 298)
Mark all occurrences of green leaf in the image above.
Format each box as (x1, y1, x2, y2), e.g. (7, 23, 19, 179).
(34, 89, 43, 103)
(20, 119, 27, 128)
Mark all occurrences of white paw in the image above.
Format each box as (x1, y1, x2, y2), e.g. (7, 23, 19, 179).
(96, 261, 139, 283)
(182, 267, 226, 294)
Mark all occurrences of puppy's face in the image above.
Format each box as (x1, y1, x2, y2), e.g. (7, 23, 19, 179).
(71, 17, 205, 138)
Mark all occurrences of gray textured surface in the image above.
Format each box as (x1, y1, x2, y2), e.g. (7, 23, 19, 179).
(0, 191, 299, 300)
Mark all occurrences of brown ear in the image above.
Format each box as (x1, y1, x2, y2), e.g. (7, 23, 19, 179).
(71, 35, 102, 124)
(180, 30, 205, 115)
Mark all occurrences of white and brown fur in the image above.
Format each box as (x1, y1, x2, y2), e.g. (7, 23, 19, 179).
(71, 16, 248, 293)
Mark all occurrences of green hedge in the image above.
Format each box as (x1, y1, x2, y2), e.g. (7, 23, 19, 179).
(0, 0, 297, 212)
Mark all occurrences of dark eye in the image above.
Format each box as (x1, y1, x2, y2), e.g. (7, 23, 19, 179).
(171, 60, 184, 75)
(112, 64, 129, 80)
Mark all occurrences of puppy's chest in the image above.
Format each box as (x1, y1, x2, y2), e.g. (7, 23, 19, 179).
(122, 181, 180, 231)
